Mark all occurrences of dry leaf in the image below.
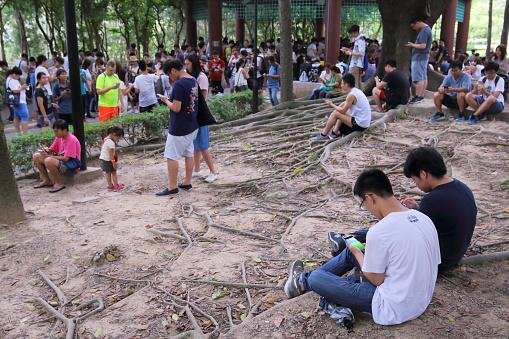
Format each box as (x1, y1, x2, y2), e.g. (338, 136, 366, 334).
(26, 303, 36, 311)
(240, 312, 247, 321)
(273, 315, 285, 327)
(94, 327, 103, 337)
(171, 313, 180, 321)
(106, 253, 117, 262)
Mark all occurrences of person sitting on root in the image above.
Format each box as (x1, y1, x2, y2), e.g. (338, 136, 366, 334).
(372, 59, 410, 112)
(309, 64, 332, 100)
(310, 73, 371, 142)
(465, 61, 506, 125)
(430, 60, 472, 122)
(309, 66, 343, 100)
(32, 119, 81, 193)
(284, 169, 441, 325)
(400, 147, 477, 272)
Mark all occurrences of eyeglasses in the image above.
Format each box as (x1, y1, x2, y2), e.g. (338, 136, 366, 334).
(354, 194, 366, 209)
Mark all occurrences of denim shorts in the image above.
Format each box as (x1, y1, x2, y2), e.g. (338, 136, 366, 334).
(411, 58, 428, 82)
(193, 125, 210, 151)
(13, 103, 29, 122)
(475, 95, 504, 114)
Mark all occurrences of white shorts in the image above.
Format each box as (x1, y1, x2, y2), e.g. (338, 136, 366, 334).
(163, 129, 198, 160)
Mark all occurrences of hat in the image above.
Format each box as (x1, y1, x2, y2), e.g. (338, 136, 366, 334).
(129, 55, 138, 62)
(200, 55, 208, 62)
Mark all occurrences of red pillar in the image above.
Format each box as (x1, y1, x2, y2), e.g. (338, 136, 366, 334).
(185, 0, 197, 47)
(455, 0, 472, 56)
(325, 0, 342, 65)
(440, 0, 457, 57)
(235, 15, 245, 43)
(315, 18, 324, 39)
(208, 0, 222, 54)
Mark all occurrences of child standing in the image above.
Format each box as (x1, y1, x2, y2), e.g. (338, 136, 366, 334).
(99, 126, 125, 191)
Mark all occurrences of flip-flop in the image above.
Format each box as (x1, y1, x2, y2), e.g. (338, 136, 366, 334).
(49, 186, 66, 193)
(34, 183, 53, 189)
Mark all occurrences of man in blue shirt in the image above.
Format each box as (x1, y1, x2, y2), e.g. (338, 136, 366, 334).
(264, 56, 281, 106)
(431, 60, 472, 122)
(406, 17, 432, 104)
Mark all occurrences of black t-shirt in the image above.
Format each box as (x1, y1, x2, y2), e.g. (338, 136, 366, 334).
(383, 70, 410, 107)
(168, 77, 198, 136)
(35, 87, 51, 116)
(418, 179, 477, 272)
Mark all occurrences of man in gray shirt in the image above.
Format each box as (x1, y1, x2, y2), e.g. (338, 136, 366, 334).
(406, 17, 432, 104)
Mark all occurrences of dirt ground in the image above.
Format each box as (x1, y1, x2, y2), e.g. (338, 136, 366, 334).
(0, 99, 508, 339)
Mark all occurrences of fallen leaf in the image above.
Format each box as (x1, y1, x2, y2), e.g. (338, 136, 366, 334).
(300, 311, 312, 319)
(273, 315, 285, 327)
(43, 255, 51, 264)
(106, 253, 117, 262)
(0, 236, 6, 240)
(136, 324, 149, 330)
(93, 327, 102, 337)
(240, 312, 247, 321)
(447, 315, 455, 323)
(251, 256, 262, 263)
(48, 300, 59, 307)
(72, 255, 80, 260)
(242, 143, 252, 151)
(265, 296, 275, 305)
(237, 303, 246, 309)
(292, 167, 304, 176)
(26, 303, 36, 311)
(161, 318, 169, 327)
(503, 208, 509, 215)
(304, 260, 317, 268)
(171, 313, 180, 321)
(211, 288, 223, 300)
(162, 252, 174, 261)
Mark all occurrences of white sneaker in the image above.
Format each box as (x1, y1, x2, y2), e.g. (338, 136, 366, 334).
(204, 173, 218, 183)
(192, 171, 202, 178)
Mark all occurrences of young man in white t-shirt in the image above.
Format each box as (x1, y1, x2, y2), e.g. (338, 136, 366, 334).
(284, 169, 441, 326)
(133, 60, 159, 112)
(465, 61, 506, 124)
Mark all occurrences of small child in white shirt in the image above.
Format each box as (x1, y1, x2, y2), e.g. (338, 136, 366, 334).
(99, 126, 125, 191)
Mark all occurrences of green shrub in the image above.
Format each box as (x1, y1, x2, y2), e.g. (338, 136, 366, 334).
(208, 91, 263, 122)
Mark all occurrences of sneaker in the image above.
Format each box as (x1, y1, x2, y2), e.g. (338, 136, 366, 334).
(408, 96, 424, 105)
(192, 171, 202, 178)
(454, 114, 465, 122)
(204, 173, 218, 183)
(328, 231, 346, 257)
(155, 188, 179, 196)
(310, 133, 330, 142)
(329, 131, 340, 140)
(467, 115, 480, 125)
(284, 260, 305, 299)
(430, 112, 445, 122)
(178, 184, 192, 191)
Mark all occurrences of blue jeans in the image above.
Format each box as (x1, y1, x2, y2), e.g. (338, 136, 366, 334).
(309, 88, 323, 100)
(300, 248, 376, 313)
(268, 87, 279, 106)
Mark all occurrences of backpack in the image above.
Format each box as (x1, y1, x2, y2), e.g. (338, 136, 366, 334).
(5, 78, 20, 107)
(259, 56, 268, 75)
(154, 76, 164, 96)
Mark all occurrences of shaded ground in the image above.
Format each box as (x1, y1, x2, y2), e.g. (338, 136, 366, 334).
(0, 98, 508, 338)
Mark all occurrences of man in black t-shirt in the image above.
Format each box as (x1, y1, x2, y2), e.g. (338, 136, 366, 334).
(400, 147, 477, 272)
(35, 72, 56, 127)
(372, 59, 410, 111)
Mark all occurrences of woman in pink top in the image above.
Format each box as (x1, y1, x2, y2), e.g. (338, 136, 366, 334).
(32, 119, 81, 193)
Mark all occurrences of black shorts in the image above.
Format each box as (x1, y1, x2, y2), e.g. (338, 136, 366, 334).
(99, 159, 115, 173)
(140, 103, 157, 113)
(339, 117, 367, 136)
(57, 113, 73, 124)
(442, 94, 459, 109)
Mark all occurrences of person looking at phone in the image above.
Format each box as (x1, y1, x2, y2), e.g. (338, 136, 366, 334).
(284, 169, 441, 325)
(372, 59, 410, 112)
(52, 69, 73, 124)
(430, 60, 472, 122)
(95, 60, 122, 122)
(133, 60, 159, 113)
(406, 17, 432, 105)
(401, 147, 477, 272)
(35, 72, 57, 128)
(465, 61, 506, 124)
(6, 67, 29, 133)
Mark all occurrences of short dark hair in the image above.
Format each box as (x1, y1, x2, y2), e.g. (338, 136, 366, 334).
(410, 17, 424, 24)
(36, 55, 47, 66)
(384, 59, 397, 68)
(342, 73, 355, 88)
(106, 126, 124, 137)
(56, 69, 67, 77)
(450, 60, 463, 70)
(55, 56, 65, 65)
(0, 60, 8, 67)
(53, 119, 69, 131)
(403, 147, 447, 178)
(163, 59, 184, 75)
(484, 61, 499, 73)
(155, 52, 162, 58)
(11, 67, 22, 76)
(138, 60, 147, 71)
(353, 169, 394, 199)
(347, 24, 360, 33)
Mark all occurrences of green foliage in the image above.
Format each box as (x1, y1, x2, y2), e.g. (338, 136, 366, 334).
(208, 91, 263, 122)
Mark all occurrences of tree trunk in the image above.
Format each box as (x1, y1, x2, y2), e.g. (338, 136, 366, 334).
(377, 0, 446, 77)
(0, 7, 6, 61)
(486, 0, 493, 56)
(0, 120, 25, 225)
(34, 2, 55, 52)
(501, 0, 509, 47)
(279, 0, 293, 102)
(15, 11, 29, 54)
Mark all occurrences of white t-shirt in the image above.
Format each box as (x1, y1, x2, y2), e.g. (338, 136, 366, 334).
(35, 66, 52, 95)
(134, 73, 158, 107)
(196, 72, 209, 92)
(350, 35, 366, 69)
(319, 70, 332, 83)
(349, 87, 372, 128)
(363, 210, 441, 325)
(7, 78, 26, 104)
(99, 138, 116, 161)
(480, 76, 505, 103)
(233, 68, 248, 87)
(307, 44, 317, 58)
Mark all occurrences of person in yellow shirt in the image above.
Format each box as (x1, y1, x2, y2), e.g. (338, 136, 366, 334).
(95, 60, 123, 122)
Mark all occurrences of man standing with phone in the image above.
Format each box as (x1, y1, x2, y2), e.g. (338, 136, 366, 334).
(96, 60, 122, 122)
(406, 17, 432, 105)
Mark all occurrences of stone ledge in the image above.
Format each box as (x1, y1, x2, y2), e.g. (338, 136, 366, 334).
(63, 166, 103, 186)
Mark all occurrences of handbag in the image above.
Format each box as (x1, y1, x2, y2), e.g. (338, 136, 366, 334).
(5, 79, 21, 107)
(196, 86, 217, 127)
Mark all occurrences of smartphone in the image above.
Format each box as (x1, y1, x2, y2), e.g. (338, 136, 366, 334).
(444, 86, 449, 89)
(156, 94, 166, 98)
(343, 236, 365, 251)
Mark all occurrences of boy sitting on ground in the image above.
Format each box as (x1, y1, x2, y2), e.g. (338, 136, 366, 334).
(310, 73, 371, 142)
(400, 147, 477, 272)
(284, 169, 441, 325)
(32, 119, 81, 193)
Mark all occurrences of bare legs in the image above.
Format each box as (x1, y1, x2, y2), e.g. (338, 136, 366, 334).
(415, 80, 427, 98)
(372, 87, 383, 111)
(193, 150, 217, 175)
(322, 110, 353, 136)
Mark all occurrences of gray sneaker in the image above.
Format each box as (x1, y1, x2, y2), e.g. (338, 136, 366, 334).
(284, 260, 305, 298)
(310, 133, 330, 142)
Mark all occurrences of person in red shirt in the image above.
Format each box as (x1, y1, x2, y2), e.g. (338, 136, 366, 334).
(208, 52, 225, 94)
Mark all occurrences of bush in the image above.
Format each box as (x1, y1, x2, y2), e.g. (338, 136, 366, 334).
(208, 91, 263, 122)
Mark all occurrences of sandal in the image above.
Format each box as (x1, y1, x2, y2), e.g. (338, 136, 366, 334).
(49, 186, 66, 193)
(34, 182, 53, 189)
(115, 184, 126, 190)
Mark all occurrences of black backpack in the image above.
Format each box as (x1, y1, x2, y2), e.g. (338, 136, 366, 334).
(154, 77, 164, 96)
(259, 56, 268, 75)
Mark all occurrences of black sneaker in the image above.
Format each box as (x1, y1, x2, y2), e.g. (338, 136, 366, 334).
(408, 96, 424, 105)
(328, 231, 346, 257)
(178, 184, 192, 191)
(155, 188, 179, 196)
(284, 260, 305, 299)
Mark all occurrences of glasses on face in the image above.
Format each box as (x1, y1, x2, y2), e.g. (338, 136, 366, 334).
(354, 194, 366, 209)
